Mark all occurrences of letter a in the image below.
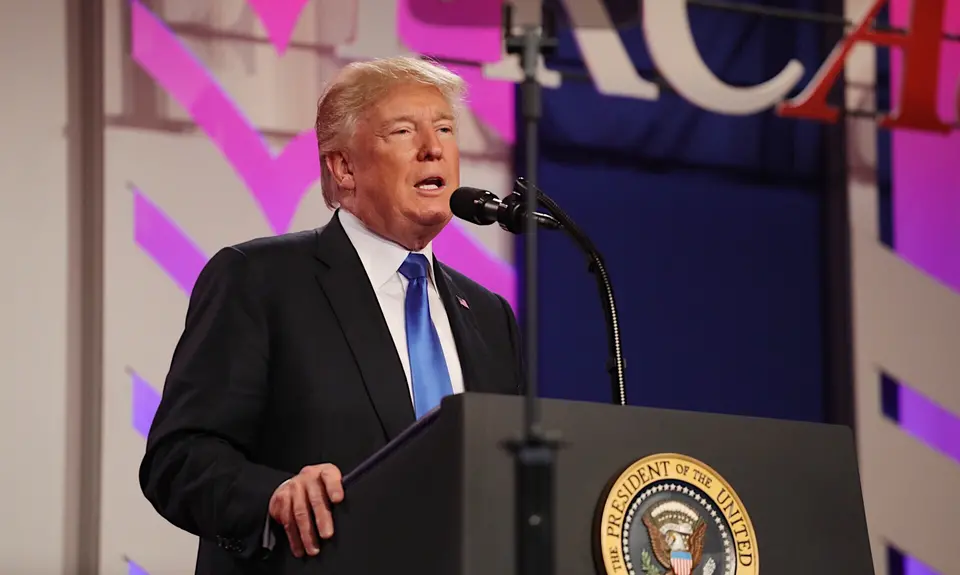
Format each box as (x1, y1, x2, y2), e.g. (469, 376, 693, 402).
(778, 0, 950, 133)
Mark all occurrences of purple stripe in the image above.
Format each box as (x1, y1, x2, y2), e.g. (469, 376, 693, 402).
(130, 0, 318, 235)
(131, 370, 160, 439)
(127, 559, 150, 575)
(905, 553, 940, 575)
(133, 188, 208, 295)
(898, 381, 960, 464)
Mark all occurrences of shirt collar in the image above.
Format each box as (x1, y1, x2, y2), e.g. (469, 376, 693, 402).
(337, 208, 435, 291)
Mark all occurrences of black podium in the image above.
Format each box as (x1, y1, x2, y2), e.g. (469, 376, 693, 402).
(282, 393, 874, 575)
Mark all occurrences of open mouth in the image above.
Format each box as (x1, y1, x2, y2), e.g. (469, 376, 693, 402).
(414, 176, 445, 191)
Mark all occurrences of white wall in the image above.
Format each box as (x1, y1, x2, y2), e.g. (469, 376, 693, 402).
(0, 2, 71, 573)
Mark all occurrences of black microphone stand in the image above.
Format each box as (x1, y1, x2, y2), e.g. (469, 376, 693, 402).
(502, 2, 560, 575)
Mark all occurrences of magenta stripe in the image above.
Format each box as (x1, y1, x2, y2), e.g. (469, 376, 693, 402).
(130, 0, 318, 235)
(130, 370, 161, 439)
(888, 0, 960, 470)
(890, 0, 960, 291)
(133, 188, 208, 295)
(244, 0, 310, 55)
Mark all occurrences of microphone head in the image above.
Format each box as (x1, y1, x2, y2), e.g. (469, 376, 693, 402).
(450, 187, 499, 225)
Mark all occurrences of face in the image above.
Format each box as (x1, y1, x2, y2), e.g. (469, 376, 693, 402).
(329, 83, 460, 251)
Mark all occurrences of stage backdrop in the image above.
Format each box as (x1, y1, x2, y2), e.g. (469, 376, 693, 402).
(98, 1, 516, 573)
(525, 2, 828, 419)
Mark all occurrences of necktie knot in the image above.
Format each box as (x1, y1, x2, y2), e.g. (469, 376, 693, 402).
(399, 253, 430, 281)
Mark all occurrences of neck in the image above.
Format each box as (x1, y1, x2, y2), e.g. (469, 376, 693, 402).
(398, 229, 438, 252)
(340, 207, 440, 253)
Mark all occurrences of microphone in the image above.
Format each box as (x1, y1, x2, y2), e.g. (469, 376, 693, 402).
(449, 187, 562, 233)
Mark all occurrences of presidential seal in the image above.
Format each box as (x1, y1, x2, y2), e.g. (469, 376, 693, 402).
(595, 453, 758, 575)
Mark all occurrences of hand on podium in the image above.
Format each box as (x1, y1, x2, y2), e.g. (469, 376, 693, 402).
(268, 463, 344, 558)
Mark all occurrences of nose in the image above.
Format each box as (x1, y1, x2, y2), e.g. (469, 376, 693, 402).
(417, 131, 443, 161)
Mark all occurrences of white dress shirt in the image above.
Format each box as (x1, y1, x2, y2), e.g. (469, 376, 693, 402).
(337, 209, 465, 400)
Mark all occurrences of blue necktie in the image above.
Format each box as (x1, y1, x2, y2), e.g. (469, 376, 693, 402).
(399, 253, 454, 418)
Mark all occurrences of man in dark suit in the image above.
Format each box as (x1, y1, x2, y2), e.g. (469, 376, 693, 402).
(139, 56, 524, 575)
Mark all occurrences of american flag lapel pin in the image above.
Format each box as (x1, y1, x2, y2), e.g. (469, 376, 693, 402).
(457, 296, 469, 309)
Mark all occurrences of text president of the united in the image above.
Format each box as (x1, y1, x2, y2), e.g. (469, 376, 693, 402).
(139, 56, 525, 575)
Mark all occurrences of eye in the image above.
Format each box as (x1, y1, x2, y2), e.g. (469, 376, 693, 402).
(437, 126, 454, 134)
(393, 128, 411, 135)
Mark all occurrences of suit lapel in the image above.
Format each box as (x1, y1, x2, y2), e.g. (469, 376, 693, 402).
(313, 213, 415, 440)
(434, 261, 499, 394)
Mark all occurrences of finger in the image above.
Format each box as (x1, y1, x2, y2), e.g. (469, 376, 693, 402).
(269, 481, 293, 516)
(278, 492, 306, 559)
(319, 465, 344, 504)
(291, 482, 319, 555)
(283, 519, 305, 558)
(305, 479, 334, 540)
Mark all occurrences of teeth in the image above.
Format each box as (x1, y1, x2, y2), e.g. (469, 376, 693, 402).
(416, 183, 440, 190)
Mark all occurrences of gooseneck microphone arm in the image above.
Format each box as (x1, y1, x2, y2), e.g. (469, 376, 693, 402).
(447, 183, 626, 405)
(513, 178, 627, 407)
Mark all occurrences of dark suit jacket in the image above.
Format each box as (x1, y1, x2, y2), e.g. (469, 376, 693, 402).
(139, 213, 524, 575)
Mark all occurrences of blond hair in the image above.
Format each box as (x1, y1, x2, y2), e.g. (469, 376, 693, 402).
(314, 56, 467, 209)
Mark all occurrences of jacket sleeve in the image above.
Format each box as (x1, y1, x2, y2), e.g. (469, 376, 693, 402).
(139, 246, 293, 560)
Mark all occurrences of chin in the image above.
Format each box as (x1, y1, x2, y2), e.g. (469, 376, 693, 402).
(408, 204, 451, 228)
(413, 193, 452, 218)
(419, 210, 452, 228)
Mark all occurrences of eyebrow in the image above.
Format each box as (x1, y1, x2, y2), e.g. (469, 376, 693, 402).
(381, 112, 455, 128)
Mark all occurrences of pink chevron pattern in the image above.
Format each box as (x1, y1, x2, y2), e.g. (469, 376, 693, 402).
(131, 1, 318, 235)
(129, 0, 516, 305)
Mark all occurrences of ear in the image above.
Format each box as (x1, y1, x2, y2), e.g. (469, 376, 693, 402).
(325, 152, 355, 192)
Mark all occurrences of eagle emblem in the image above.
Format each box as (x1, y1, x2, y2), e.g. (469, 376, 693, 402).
(595, 455, 758, 575)
(641, 501, 708, 575)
